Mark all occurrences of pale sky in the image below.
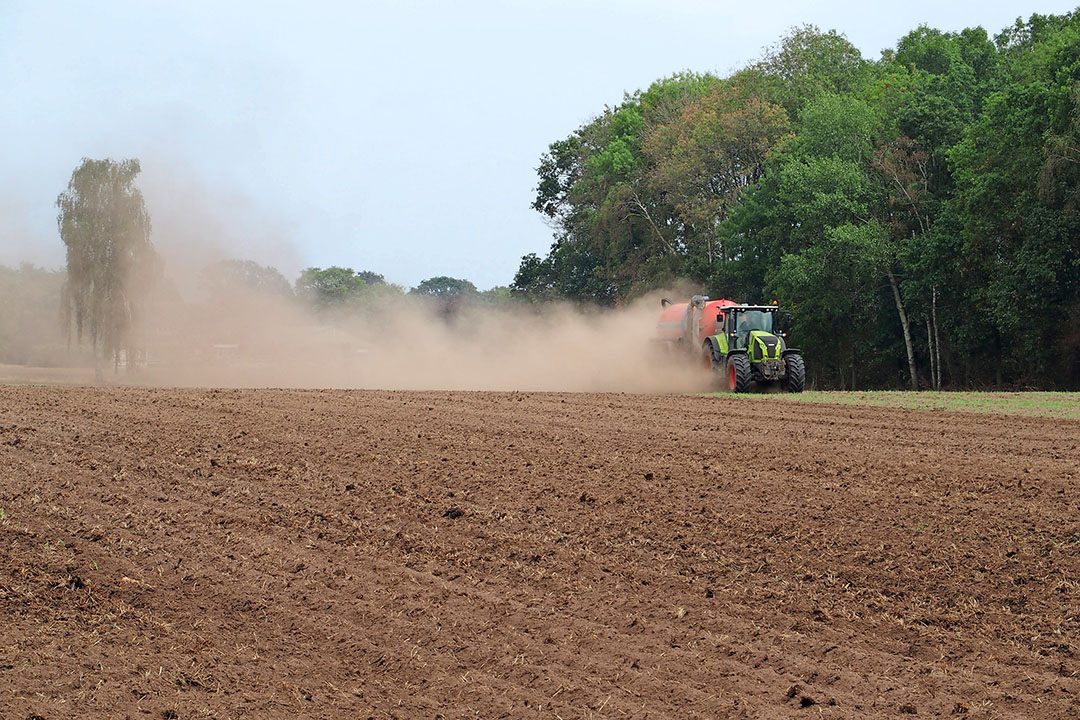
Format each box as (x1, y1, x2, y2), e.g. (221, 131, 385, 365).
(2, 1, 1076, 290)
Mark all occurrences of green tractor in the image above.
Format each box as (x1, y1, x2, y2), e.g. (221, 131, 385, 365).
(705, 304, 805, 393)
(658, 297, 805, 393)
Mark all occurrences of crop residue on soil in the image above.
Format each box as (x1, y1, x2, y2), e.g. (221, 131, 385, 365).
(1, 387, 1078, 718)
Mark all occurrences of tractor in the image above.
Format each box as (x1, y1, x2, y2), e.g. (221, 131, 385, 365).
(657, 295, 805, 393)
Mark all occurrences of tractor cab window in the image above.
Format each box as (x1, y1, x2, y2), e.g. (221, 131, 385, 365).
(734, 310, 773, 335)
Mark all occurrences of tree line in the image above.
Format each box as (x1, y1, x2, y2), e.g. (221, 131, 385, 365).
(512, 13, 1080, 390)
(202, 261, 507, 308)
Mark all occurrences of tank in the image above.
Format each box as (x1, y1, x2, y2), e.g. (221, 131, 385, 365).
(657, 296, 739, 346)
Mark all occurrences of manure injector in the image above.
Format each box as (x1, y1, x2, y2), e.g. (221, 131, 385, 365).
(657, 295, 806, 393)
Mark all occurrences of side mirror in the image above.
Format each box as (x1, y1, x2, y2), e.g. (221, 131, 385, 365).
(661, 298, 672, 308)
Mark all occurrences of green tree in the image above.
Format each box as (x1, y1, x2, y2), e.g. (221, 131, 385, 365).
(511, 252, 557, 300)
(526, 74, 721, 302)
(768, 223, 883, 388)
(947, 10, 1080, 386)
(409, 276, 478, 298)
(511, 243, 618, 304)
(409, 276, 480, 318)
(295, 266, 384, 307)
(749, 25, 868, 116)
(721, 91, 927, 388)
(56, 157, 156, 369)
(783, 92, 923, 388)
(644, 81, 791, 278)
(870, 26, 1001, 389)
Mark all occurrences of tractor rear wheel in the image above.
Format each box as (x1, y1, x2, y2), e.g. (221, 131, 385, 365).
(727, 354, 752, 393)
(783, 354, 805, 393)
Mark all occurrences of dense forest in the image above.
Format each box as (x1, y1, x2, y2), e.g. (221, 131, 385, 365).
(512, 12, 1080, 390)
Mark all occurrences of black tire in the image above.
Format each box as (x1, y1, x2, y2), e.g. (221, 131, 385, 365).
(727, 353, 752, 393)
(783, 354, 805, 393)
(702, 341, 716, 373)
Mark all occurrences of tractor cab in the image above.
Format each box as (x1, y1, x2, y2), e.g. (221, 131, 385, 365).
(726, 307, 777, 349)
(717, 305, 790, 347)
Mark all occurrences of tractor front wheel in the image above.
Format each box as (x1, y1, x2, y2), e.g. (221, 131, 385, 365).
(783, 354, 806, 393)
(727, 354, 752, 393)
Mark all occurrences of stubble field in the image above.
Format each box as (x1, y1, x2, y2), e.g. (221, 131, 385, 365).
(1, 386, 1078, 719)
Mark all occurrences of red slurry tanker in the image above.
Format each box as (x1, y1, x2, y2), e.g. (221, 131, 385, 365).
(657, 295, 806, 393)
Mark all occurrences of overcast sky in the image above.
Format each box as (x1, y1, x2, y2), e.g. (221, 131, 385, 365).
(2, 1, 1076, 290)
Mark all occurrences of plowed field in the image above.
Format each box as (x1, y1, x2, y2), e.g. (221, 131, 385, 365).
(1, 387, 1078, 719)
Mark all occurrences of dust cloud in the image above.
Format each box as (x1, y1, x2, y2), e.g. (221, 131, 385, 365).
(3, 166, 710, 393)
(5, 253, 709, 393)
(137, 159, 302, 296)
(134, 285, 710, 393)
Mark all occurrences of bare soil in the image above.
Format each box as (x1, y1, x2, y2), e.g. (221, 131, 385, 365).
(1, 387, 1078, 719)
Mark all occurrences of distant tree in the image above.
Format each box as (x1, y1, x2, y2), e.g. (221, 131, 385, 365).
(409, 276, 479, 318)
(409, 276, 478, 298)
(200, 259, 292, 299)
(56, 157, 157, 368)
(295, 266, 384, 307)
(353, 270, 386, 286)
